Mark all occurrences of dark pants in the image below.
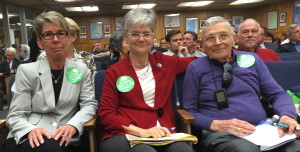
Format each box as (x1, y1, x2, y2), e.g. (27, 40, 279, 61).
(0, 80, 5, 109)
(198, 130, 300, 152)
(99, 135, 194, 152)
(3, 136, 81, 152)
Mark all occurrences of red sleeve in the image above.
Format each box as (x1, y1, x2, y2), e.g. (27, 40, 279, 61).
(98, 68, 133, 131)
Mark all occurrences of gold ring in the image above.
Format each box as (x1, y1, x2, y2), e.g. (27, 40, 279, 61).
(237, 127, 241, 132)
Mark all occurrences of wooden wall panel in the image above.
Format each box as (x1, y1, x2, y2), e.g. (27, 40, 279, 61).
(69, 0, 296, 52)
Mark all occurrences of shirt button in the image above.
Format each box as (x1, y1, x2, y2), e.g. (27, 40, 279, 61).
(51, 122, 58, 127)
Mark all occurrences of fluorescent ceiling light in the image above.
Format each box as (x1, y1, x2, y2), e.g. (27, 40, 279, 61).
(55, 0, 76, 2)
(230, 0, 264, 5)
(122, 3, 156, 9)
(65, 7, 82, 12)
(65, 6, 99, 12)
(186, 18, 197, 20)
(122, 5, 138, 9)
(177, 1, 214, 7)
(165, 14, 180, 17)
(16, 23, 33, 26)
(0, 13, 17, 19)
(82, 6, 99, 12)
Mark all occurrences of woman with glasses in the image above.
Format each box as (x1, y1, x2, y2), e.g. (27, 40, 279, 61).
(3, 11, 98, 152)
(183, 16, 300, 152)
(98, 8, 196, 152)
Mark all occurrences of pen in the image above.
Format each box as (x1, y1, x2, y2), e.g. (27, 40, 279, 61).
(273, 123, 300, 130)
(168, 127, 176, 131)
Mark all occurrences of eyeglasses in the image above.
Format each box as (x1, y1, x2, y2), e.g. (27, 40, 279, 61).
(222, 62, 232, 88)
(204, 33, 231, 44)
(128, 32, 154, 39)
(40, 31, 68, 40)
(240, 30, 259, 36)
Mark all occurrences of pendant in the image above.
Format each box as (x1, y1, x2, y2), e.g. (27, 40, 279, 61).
(54, 80, 58, 83)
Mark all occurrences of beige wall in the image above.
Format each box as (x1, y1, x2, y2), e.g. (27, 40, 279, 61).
(72, 0, 295, 52)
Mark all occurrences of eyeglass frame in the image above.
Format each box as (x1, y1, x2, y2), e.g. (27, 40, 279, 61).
(40, 31, 69, 40)
(204, 33, 232, 44)
(222, 62, 233, 88)
(127, 32, 154, 39)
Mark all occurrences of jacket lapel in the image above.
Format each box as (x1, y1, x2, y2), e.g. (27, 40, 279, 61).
(38, 59, 57, 112)
(56, 59, 73, 108)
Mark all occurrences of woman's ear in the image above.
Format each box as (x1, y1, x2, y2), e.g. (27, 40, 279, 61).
(36, 38, 44, 49)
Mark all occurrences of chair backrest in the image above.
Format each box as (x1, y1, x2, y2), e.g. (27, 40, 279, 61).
(264, 60, 300, 90)
(94, 70, 106, 102)
(94, 56, 110, 63)
(95, 62, 102, 71)
(277, 52, 300, 57)
(8, 75, 15, 108)
(279, 54, 300, 61)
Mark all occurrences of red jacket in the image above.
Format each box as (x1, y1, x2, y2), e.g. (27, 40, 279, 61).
(98, 52, 197, 140)
(235, 47, 281, 61)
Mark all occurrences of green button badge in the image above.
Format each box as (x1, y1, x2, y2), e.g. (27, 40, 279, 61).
(116, 76, 135, 92)
(237, 54, 255, 68)
(66, 67, 83, 83)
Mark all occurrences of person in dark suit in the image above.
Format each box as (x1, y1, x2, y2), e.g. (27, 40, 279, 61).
(0, 51, 9, 110)
(278, 24, 300, 53)
(259, 26, 278, 52)
(5, 47, 21, 75)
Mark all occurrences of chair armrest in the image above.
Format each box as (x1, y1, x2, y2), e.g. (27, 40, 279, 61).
(84, 117, 96, 130)
(0, 119, 6, 128)
(177, 109, 194, 124)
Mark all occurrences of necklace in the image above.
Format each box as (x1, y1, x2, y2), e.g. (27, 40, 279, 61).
(132, 62, 149, 68)
(138, 64, 150, 80)
(51, 70, 64, 84)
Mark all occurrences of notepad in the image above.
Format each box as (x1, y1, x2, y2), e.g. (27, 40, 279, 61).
(126, 133, 198, 147)
(232, 124, 296, 151)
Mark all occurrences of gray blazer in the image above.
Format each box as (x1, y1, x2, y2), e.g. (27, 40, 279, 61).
(6, 58, 98, 144)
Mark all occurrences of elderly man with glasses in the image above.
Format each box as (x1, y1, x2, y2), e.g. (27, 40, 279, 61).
(183, 16, 300, 152)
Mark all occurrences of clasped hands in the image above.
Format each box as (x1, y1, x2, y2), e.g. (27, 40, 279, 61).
(28, 124, 77, 148)
(210, 116, 300, 138)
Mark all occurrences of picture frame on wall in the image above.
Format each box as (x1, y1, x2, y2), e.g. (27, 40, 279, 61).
(104, 24, 111, 33)
(199, 20, 206, 29)
(115, 17, 124, 30)
(294, 1, 300, 24)
(80, 26, 86, 35)
(268, 11, 278, 29)
(280, 12, 286, 23)
(164, 14, 180, 28)
(166, 29, 172, 35)
(89, 22, 103, 39)
(232, 16, 244, 31)
(186, 18, 198, 33)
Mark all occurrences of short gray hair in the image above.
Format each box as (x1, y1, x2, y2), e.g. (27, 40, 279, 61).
(286, 24, 300, 37)
(123, 8, 156, 33)
(238, 18, 260, 35)
(33, 11, 69, 39)
(109, 31, 124, 52)
(6, 47, 16, 54)
(202, 16, 232, 40)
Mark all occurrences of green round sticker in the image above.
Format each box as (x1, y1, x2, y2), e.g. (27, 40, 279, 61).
(237, 54, 255, 68)
(116, 76, 135, 92)
(66, 67, 83, 83)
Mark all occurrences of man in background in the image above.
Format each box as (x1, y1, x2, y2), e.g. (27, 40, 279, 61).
(235, 18, 281, 61)
(5, 47, 21, 75)
(160, 38, 168, 49)
(258, 26, 278, 52)
(91, 42, 110, 57)
(183, 31, 206, 57)
(278, 24, 300, 53)
(163, 30, 190, 57)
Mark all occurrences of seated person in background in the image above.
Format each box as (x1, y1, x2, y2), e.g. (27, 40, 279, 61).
(91, 41, 110, 58)
(258, 26, 278, 52)
(13, 44, 30, 61)
(281, 33, 289, 44)
(98, 8, 196, 152)
(3, 11, 98, 152)
(37, 17, 96, 82)
(102, 31, 129, 70)
(183, 16, 300, 152)
(160, 38, 168, 49)
(5, 47, 21, 75)
(278, 24, 300, 53)
(235, 18, 281, 61)
(103, 43, 109, 52)
(163, 30, 190, 57)
(0, 51, 9, 110)
(183, 31, 206, 57)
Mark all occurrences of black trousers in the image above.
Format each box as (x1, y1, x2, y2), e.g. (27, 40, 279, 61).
(3, 136, 81, 152)
(99, 135, 194, 152)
